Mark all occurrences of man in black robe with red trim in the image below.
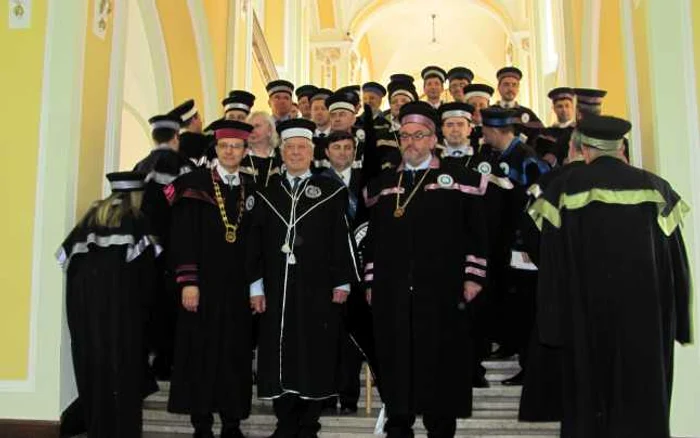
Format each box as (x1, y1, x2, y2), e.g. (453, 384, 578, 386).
(363, 102, 489, 438)
(165, 120, 256, 438)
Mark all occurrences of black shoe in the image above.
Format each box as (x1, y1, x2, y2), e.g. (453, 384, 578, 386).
(221, 426, 245, 438)
(193, 429, 214, 438)
(489, 346, 516, 360)
(472, 374, 490, 388)
(339, 404, 358, 415)
(502, 370, 524, 386)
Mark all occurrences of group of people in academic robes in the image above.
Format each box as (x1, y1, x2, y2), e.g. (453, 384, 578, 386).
(58, 63, 692, 438)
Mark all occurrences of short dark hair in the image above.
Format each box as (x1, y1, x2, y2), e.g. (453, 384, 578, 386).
(152, 128, 178, 144)
(325, 130, 355, 148)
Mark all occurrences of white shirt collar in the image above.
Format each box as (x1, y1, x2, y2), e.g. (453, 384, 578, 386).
(248, 145, 276, 158)
(444, 144, 474, 157)
(404, 154, 433, 171)
(315, 127, 331, 137)
(498, 100, 518, 109)
(216, 164, 240, 186)
(334, 166, 352, 186)
(390, 117, 401, 132)
(285, 169, 313, 186)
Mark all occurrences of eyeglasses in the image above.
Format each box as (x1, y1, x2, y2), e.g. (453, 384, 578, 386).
(398, 131, 433, 141)
(216, 142, 245, 150)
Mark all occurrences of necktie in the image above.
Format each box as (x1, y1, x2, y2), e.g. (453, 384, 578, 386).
(403, 170, 416, 190)
(225, 174, 237, 190)
(452, 150, 463, 157)
(291, 176, 301, 194)
(318, 133, 326, 138)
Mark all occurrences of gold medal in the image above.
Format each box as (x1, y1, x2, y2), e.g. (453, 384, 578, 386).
(225, 230, 236, 243)
(393, 207, 405, 218)
(393, 169, 431, 219)
(212, 169, 245, 244)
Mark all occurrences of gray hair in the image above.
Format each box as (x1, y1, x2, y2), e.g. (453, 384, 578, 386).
(247, 111, 280, 148)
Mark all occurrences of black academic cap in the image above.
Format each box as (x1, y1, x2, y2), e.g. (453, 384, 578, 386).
(480, 107, 520, 128)
(107, 171, 146, 193)
(438, 102, 475, 121)
(170, 99, 199, 122)
(362, 82, 386, 97)
(575, 88, 607, 110)
(398, 101, 438, 132)
(463, 83, 494, 100)
(266, 79, 295, 96)
(336, 85, 361, 106)
(222, 90, 256, 114)
(277, 118, 317, 141)
(387, 80, 418, 101)
(389, 73, 415, 84)
(148, 114, 181, 132)
(310, 88, 333, 103)
(548, 87, 575, 102)
(295, 85, 319, 99)
(325, 92, 357, 113)
(577, 114, 631, 150)
(421, 66, 447, 83)
(496, 66, 523, 82)
(447, 67, 474, 83)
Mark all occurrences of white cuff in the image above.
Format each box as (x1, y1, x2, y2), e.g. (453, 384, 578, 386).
(250, 278, 265, 297)
(335, 283, 351, 293)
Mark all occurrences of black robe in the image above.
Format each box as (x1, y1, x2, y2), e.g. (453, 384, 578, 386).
(363, 157, 489, 417)
(179, 131, 214, 167)
(246, 173, 360, 399)
(164, 169, 255, 417)
(240, 150, 282, 189)
(518, 159, 584, 422)
(57, 214, 159, 438)
(529, 156, 692, 438)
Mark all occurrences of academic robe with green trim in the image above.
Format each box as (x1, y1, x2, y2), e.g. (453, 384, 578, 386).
(246, 173, 360, 399)
(362, 156, 490, 418)
(164, 168, 255, 417)
(529, 156, 692, 438)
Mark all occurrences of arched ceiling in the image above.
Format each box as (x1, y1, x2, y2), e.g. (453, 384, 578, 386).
(311, 0, 531, 86)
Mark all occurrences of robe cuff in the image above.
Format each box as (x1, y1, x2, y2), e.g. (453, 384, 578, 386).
(250, 278, 264, 297)
(175, 264, 199, 287)
(464, 255, 487, 285)
(335, 283, 350, 293)
(363, 262, 374, 287)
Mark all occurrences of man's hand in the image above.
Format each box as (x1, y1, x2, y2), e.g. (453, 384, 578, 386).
(366, 288, 372, 306)
(332, 289, 349, 304)
(182, 285, 200, 312)
(250, 296, 266, 314)
(463, 281, 483, 303)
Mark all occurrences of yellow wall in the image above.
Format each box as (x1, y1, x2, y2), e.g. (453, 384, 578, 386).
(568, 0, 583, 86)
(0, 0, 47, 380)
(597, 0, 627, 118)
(203, 0, 230, 99)
(317, 0, 336, 29)
(632, 3, 656, 172)
(264, 0, 284, 64)
(156, 0, 204, 114)
(75, 0, 114, 217)
(251, 60, 269, 112)
(358, 35, 375, 80)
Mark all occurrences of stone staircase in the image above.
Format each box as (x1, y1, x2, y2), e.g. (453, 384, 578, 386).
(142, 359, 561, 437)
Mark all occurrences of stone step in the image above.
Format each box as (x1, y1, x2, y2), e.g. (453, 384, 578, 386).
(144, 398, 520, 417)
(143, 408, 559, 435)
